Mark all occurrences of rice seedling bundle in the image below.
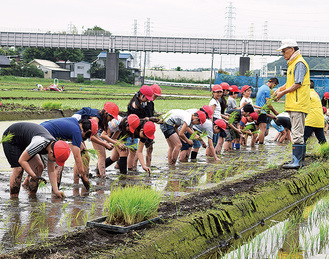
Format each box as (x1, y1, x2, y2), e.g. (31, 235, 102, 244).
(103, 185, 162, 226)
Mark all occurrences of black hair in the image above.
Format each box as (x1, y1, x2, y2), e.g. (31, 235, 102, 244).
(200, 108, 210, 119)
(268, 78, 279, 85)
(242, 103, 254, 113)
(50, 141, 56, 157)
(79, 119, 92, 140)
(99, 109, 110, 132)
(220, 97, 227, 114)
(293, 46, 299, 51)
(310, 80, 314, 89)
(118, 117, 134, 138)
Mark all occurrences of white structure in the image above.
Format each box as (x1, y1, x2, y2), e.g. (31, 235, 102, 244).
(70, 61, 91, 79)
(95, 51, 134, 69)
(29, 59, 70, 80)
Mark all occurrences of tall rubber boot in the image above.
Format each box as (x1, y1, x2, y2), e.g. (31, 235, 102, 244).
(283, 144, 305, 169)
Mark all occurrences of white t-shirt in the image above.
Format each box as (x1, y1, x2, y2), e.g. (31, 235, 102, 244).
(239, 97, 253, 108)
(209, 98, 222, 119)
(164, 109, 192, 127)
(193, 119, 214, 140)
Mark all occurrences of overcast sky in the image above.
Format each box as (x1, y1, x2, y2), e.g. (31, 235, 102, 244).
(2, 0, 329, 70)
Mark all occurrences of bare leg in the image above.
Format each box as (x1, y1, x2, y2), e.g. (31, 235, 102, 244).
(27, 155, 44, 196)
(92, 142, 106, 178)
(167, 133, 182, 165)
(145, 144, 153, 167)
(10, 167, 24, 198)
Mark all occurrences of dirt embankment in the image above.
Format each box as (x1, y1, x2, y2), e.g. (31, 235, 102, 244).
(2, 157, 329, 259)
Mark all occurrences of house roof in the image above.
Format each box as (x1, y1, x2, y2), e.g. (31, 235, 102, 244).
(30, 59, 70, 72)
(0, 55, 11, 66)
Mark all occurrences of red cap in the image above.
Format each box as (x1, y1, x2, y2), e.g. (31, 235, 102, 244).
(220, 82, 231, 90)
(230, 85, 240, 93)
(89, 119, 98, 136)
(151, 84, 162, 96)
(103, 102, 119, 120)
(324, 92, 329, 99)
(196, 111, 206, 126)
(202, 105, 213, 119)
(214, 119, 226, 130)
(127, 114, 140, 133)
(53, 141, 71, 166)
(241, 85, 251, 94)
(323, 107, 327, 114)
(140, 85, 154, 101)
(249, 112, 259, 123)
(143, 121, 156, 139)
(212, 84, 223, 92)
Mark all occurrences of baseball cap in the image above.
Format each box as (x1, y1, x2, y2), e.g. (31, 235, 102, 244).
(212, 84, 223, 92)
(324, 92, 329, 99)
(127, 114, 140, 133)
(249, 112, 259, 123)
(277, 39, 298, 51)
(201, 105, 213, 119)
(53, 141, 71, 166)
(323, 107, 328, 114)
(214, 119, 226, 131)
(220, 82, 232, 90)
(196, 111, 206, 126)
(140, 85, 154, 101)
(103, 102, 119, 120)
(143, 121, 156, 139)
(151, 84, 162, 96)
(89, 119, 98, 136)
(230, 85, 240, 93)
(241, 85, 251, 94)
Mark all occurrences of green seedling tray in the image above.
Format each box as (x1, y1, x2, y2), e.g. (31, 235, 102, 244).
(87, 216, 162, 233)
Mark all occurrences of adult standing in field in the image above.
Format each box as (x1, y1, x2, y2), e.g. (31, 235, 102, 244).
(274, 39, 311, 169)
(255, 78, 279, 144)
(72, 102, 119, 178)
(304, 80, 327, 144)
(2, 122, 70, 198)
(40, 117, 98, 189)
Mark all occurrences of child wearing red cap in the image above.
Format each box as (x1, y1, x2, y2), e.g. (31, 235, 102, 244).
(2, 122, 71, 198)
(160, 109, 206, 165)
(22, 117, 97, 190)
(227, 85, 240, 111)
(324, 107, 329, 133)
(73, 102, 119, 178)
(239, 85, 253, 109)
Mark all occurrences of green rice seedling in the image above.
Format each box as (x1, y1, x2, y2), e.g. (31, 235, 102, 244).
(113, 134, 137, 151)
(312, 142, 329, 158)
(1, 132, 14, 143)
(38, 225, 49, 242)
(10, 222, 26, 242)
(62, 202, 70, 213)
(85, 149, 99, 161)
(42, 101, 62, 110)
(103, 185, 162, 226)
(228, 111, 239, 124)
(189, 130, 207, 140)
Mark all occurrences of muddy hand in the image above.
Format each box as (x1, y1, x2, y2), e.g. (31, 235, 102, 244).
(79, 175, 90, 191)
(35, 176, 47, 184)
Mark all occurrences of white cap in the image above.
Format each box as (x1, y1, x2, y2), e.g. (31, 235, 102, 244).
(277, 39, 298, 51)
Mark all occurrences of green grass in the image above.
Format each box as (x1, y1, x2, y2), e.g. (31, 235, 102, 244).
(103, 185, 162, 225)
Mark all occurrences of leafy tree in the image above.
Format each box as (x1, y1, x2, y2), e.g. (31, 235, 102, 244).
(0, 60, 44, 77)
(0, 47, 20, 56)
(89, 62, 106, 79)
(54, 48, 84, 63)
(22, 47, 56, 62)
(118, 60, 134, 84)
(176, 66, 182, 71)
(83, 25, 111, 36)
(244, 70, 254, 76)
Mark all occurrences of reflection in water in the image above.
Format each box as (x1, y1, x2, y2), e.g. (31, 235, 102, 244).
(0, 119, 299, 254)
(201, 190, 329, 259)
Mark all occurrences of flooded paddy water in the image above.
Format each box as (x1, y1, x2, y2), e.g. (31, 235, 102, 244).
(0, 119, 328, 258)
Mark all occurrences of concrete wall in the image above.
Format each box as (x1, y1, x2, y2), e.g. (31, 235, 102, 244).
(145, 69, 213, 81)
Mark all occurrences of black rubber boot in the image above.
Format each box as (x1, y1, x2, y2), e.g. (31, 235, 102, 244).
(118, 157, 128, 174)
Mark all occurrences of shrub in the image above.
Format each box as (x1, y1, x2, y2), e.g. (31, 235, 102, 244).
(76, 74, 84, 83)
(103, 185, 162, 226)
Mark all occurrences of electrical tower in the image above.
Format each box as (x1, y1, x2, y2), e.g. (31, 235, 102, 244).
(132, 19, 139, 68)
(224, 2, 236, 72)
(249, 23, 255, 71)
(260, 21, 268, 77)
(144, 18, 151, 68)
(225, 2, 236, 39)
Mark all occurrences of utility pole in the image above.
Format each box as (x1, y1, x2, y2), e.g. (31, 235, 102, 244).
(209, 49, 215, 91)
(224, 2, 236, 70)
(132, 19, 138, 68)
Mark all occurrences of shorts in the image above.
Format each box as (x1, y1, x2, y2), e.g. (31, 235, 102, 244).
(181, 132, 192, 151)
(160, 123, 176, 139)
(2, 141, 24, 168)
(125, 137, 138, 150)
(257, 114, 269, 124)
(271, 120, 284, 132)
(225, 124, 240, 142)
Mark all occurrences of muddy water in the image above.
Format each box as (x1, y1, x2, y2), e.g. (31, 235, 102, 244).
(0, 120, 291, 253)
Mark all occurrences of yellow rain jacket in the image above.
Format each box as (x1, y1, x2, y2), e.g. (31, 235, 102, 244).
(305, 89, 325, 128)
(285, 54, 310, 113)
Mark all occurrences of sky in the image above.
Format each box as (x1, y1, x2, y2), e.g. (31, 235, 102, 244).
(1, 0, 329, 70)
